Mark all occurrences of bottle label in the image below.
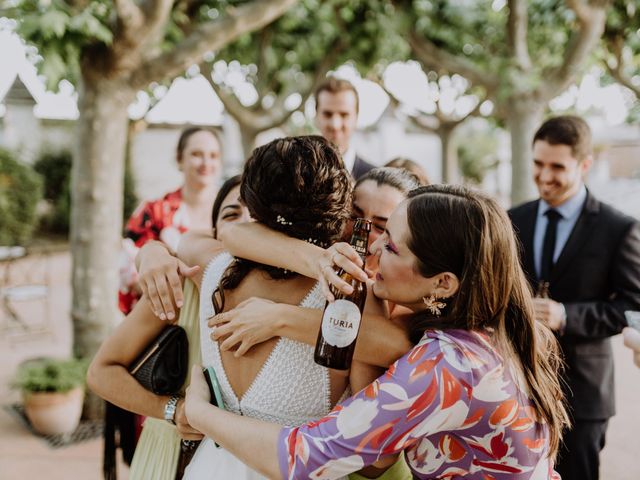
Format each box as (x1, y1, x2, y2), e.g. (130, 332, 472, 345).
(321, 299, 361, 348)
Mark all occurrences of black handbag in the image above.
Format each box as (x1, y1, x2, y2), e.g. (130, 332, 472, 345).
(129, 325, 189, 395)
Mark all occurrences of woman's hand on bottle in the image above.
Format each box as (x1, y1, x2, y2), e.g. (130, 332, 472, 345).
(137, 240, 199, 320)
(208, 297, 279, 356)
(175, 397, 205, 441)
(316, 242, 371, 302)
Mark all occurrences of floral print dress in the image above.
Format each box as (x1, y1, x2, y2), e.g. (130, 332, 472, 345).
(278, 329, 560, 480)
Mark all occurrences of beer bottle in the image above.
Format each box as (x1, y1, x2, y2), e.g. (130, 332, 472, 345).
(314, 218, 371, 370)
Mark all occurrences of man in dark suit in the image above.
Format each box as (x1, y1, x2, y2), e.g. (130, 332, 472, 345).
(314, 77, 375, 179)
(509, 115, 640, 480)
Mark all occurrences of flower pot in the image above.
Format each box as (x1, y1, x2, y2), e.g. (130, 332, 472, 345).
(23, 386, 84, 436)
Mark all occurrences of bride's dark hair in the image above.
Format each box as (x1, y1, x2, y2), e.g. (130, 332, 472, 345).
(213, 136, 352, 310)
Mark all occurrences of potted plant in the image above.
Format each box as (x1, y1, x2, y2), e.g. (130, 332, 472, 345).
(12, 357, 88, 436)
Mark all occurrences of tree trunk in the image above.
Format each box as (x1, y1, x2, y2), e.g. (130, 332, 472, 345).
(505, 99, 544, 206)
(239, 127, 259, 160)
(439, 125, 459, 184)
(71, 75, 135, 418)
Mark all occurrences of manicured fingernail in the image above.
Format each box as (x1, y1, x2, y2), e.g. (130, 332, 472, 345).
(167, 312, 175, 320)
(159, 313, 166, 320)
(177, 301, 183, 308)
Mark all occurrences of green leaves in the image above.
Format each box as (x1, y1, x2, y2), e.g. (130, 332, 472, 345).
(12, 357, 89, 393)
(39, 9, 69, 39)
(69, 9, 113, 44)
(9, 0, 114, 89)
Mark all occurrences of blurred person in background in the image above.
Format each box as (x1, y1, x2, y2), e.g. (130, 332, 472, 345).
(314, 77, 375, 179)
(385, 157, 430, 185)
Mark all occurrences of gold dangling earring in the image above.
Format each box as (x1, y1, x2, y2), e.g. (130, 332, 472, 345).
(423, 293, 446, 316)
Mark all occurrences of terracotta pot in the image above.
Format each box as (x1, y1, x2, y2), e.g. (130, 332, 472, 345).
(23, 386, 84, 436)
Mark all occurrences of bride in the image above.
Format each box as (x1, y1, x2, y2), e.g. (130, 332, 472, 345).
(182, 136, 363, 478)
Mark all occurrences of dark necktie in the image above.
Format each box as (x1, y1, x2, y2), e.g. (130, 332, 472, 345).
(540, 209, 562, 281)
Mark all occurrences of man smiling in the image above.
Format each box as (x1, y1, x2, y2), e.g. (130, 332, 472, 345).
(314, 77, 375, 179)
(509, 115, 640, 480)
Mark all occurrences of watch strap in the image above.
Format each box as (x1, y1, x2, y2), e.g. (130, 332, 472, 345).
(164, 395, 180, 425)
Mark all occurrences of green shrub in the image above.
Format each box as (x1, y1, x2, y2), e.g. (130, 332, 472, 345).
(12, 357, 88, 393)
(0, 148, 43, 245)
(34, 150, 72, 233)
(33, 149, 138, 234)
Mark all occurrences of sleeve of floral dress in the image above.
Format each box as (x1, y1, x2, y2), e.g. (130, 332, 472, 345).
(124, 200, 161, 247)
(277, 333, 476, 479)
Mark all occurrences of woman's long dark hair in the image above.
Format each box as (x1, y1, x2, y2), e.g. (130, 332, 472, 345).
(404, 184, 569, 459)
(212, 136, 352, 312)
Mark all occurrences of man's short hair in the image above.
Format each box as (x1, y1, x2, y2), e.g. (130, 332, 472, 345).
(314, 77, 359, 113)
(533, 115, 592, 161)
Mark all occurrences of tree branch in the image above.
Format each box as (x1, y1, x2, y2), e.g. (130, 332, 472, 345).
(204, 35, 340, 133)
(137, 0, 176, 52)
(540, 0, 609, 99)
(114, 0, 144, 38)
(202, 64, 260, 130)
(408, 30, 499, 91)
(507, 0, 531, 70)
(131, 0, 298, 90)
(111, 0, 173, 73)
(605, 36, 640, 98)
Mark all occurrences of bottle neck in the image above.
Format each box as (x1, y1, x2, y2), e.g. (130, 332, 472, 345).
(350, 219, 371, 266)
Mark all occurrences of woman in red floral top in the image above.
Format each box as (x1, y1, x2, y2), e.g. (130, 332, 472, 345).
(119, 127, 223, 316)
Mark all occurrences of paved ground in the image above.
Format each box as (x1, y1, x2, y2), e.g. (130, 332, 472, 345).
(0, 250, 639, 479)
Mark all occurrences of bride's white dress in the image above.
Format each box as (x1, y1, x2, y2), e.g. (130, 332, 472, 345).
(184, 252, 338, 479)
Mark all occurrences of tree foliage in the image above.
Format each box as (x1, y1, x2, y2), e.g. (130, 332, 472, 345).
(0, 148, 43, 245)
(401, 0, 610, 203)
(201, 0, 407, 153)
(9, 0, 297, 91)
(11, 0, 113, 89)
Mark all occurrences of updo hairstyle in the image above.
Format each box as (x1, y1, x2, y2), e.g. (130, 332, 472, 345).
(218, 135, 352, 294)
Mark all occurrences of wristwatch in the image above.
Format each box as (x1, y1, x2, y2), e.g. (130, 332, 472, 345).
(164, 395, 180, 425)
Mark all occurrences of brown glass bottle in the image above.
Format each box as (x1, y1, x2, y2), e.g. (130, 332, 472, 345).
(314, 218, 371, 370)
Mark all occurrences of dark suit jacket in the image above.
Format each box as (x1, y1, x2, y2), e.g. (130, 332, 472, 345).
(509, 191, 640, 420)
(352, 154, 376, 180)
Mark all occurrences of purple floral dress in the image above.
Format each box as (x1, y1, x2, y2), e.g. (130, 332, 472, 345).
(278, 329, 560, 479)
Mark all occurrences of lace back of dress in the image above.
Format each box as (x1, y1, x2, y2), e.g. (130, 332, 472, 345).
(199, 252, 333, 426)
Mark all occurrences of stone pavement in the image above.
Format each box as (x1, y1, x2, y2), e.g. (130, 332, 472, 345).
(0, 250, 639, 479)
(0, 251, 128, 480)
